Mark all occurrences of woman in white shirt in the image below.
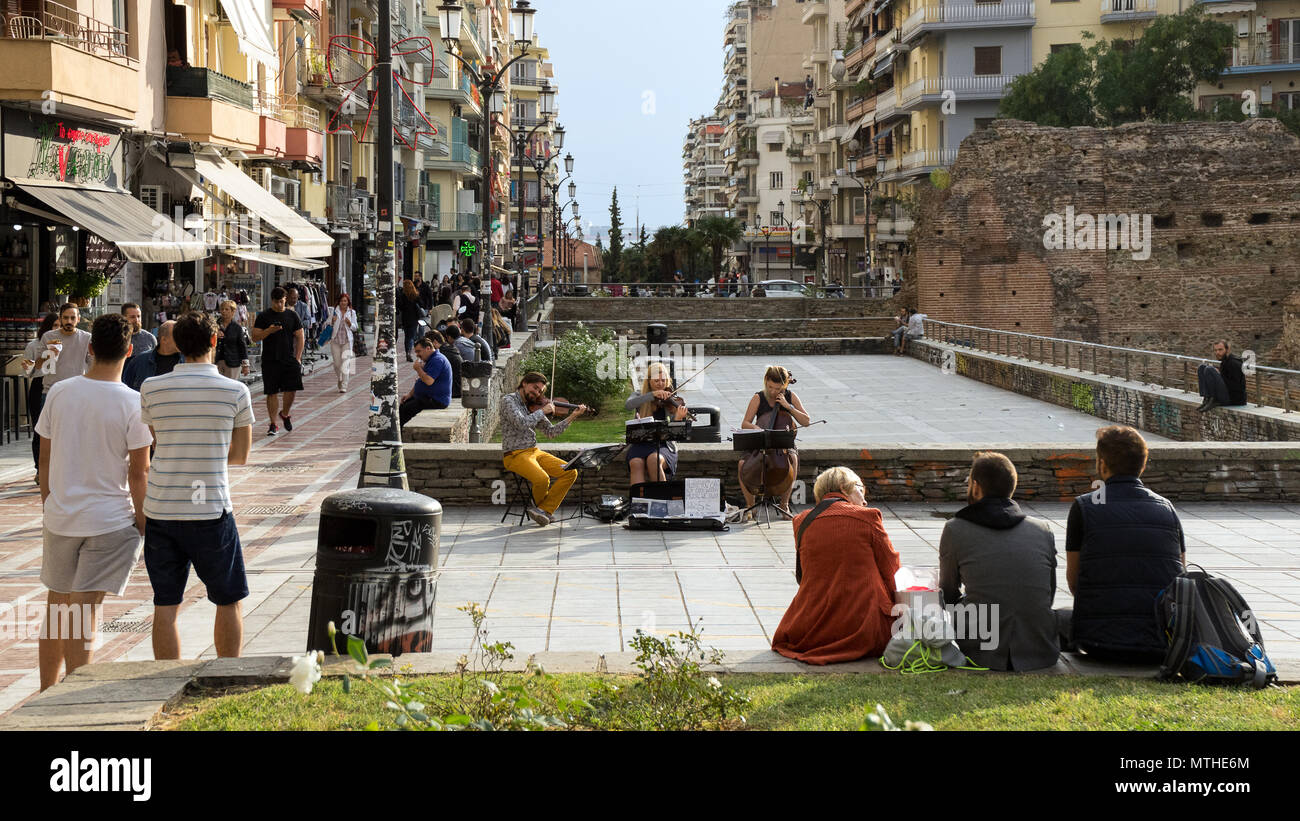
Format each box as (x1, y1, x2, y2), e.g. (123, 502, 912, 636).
(329, 293, 358, 393)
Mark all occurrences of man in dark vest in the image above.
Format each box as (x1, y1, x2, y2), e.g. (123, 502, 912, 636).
(1058, 425, 1185, 662)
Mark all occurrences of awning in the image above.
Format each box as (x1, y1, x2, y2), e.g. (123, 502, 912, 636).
(761, 130, 785, 145)
(12, 180, 207, 263)
(842, 117, 868, 145)
(228, 249, 327, 271)
(216, 0, 278, 71)
(189, 154, 333, 258)
(874, 122, 898, 142)
(1204, 1, 1255, 12)
(872, 54, 895, 78)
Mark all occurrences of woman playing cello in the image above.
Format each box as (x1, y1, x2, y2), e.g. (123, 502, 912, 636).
(738, 365, 812, 519)
(625, 361, 690, 486)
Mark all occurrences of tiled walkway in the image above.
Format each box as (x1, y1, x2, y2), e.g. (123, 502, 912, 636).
(2, 353, 1297, 717)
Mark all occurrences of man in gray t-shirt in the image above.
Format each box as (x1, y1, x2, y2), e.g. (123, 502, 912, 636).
(39, 304, 93, 395)
(122, 302, 155, 363)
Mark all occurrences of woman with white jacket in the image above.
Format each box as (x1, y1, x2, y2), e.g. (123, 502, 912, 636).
(328, 293, 358, 393)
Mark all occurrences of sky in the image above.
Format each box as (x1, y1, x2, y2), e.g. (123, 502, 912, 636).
(531, 0, 731, 241)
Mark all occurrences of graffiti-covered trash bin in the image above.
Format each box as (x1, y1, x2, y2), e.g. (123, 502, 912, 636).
(306, 488, 441, 656)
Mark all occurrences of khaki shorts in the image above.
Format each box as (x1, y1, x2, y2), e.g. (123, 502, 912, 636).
(41, 525, 143, 596)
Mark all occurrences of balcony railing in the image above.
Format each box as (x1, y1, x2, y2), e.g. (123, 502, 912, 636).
(510, 74, 547, 87)
(901, 148, 958, 169)
(875, 88, 897, 120)
(846, 94, 876, 122)
(280, 98, 322, 131)
(1, 0, 133, 63)
(898, 74, 1016, 107)
(451, 141, 480, 167)
(429, 211, 482, 233)
(166, 65, 254, 110)
(901, 3, 1036, 41)
(1225, 43, 1300, 69)
(1100, 0, 1157, 17)
(255, 89, 283, 119)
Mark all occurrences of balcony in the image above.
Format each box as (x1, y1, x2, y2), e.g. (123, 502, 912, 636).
(165, 66, 261, 150)
(898, 73, 1016, 110)
(900, 2, 1036, 44)
(876, 216, 914, 240)
(845, 36, 876, 77)
(254, 90, 289, 158)
(814, 88, 832, 109)
(738, 150, 760, 167)
(0, 1, 137, 121)
(273, 0, 323, 19)
(1223, 43, 1300, 74)
(901, 148, 958, 170)
(801, 0, 828, 25)
(429, 211, 482, 236)
(300, 47, 371, 113)
(1100, 0, 1157, 23)
(875, 88, 900, 122)
(846, 0, 870, 19)
(427, 66, 482, 116)
(846, 94, 876, 122)
(425, 140, 481, 173)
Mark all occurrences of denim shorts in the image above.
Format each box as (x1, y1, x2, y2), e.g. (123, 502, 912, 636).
(144, 511, 249, 606)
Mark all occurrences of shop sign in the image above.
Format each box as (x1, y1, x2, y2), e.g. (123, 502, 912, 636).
(2, 108, 123, 188)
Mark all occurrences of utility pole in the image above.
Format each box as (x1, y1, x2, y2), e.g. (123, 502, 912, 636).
(359, 0, 406, 489)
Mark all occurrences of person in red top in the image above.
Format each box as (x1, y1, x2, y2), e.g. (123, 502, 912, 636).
(772, 467, 900, 664)
(490, 272, 503, 308)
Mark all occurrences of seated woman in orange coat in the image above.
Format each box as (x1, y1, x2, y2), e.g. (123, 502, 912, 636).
(772, 467, 900, 665)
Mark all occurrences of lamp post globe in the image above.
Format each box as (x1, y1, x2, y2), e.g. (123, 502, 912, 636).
(567, 181, 576, 199)
(564, 153, 574, 174)
(511, 0, 536, 44)
(554, 123, 566, 150)
(437, 2, 463, 45)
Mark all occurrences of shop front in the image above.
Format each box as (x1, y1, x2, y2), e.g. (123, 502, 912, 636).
(0, 107, 205, 356)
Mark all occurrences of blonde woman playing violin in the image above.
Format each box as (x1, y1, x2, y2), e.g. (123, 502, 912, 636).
(624, 361, 689, 486)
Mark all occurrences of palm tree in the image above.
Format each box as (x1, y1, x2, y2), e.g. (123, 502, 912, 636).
(694, 216, 744, 280)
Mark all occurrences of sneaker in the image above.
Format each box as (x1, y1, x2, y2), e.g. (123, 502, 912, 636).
(267, 423, 278, 436)
(1202, 397, 1220, 412)
(279, 412, 293, 432)
(526, 506, 550, 527)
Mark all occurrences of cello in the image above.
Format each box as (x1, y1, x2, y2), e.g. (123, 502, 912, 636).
(739, 382, 799, 518)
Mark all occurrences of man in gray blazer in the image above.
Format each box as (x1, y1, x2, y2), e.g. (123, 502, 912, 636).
(939, 452, 1060, 671)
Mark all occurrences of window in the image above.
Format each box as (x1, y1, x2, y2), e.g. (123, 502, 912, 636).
(1279, 91, 1300, 110)
(1198, 94, 1234, 113)
(770, 171, 784, 190)
(1050, 43, 1083, 55)
(1281, 19, 1300, 64)
(768, 142, 783, 151)
(803, 170, 815, 186)
(771, 211, 783, 226)
(974, 46, 1002, 75)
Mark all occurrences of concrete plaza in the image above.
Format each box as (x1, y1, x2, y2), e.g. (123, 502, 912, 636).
(0, 351, 1291, 717)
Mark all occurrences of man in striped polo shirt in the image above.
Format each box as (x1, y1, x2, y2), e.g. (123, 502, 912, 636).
(140, 311, 254, 659)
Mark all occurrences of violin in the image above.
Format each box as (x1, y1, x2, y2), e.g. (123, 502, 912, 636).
(528, 396, 592, 417)
(653, 392, 697, 423)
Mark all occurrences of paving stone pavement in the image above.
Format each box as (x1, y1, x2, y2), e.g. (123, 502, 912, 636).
(0, 350, 1295, 719)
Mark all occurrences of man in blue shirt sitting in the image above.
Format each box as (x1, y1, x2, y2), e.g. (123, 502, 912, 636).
(400, 337, 453, 428)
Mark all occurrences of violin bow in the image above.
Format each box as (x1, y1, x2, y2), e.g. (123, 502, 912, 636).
(664, 357, 719, 399)
(549, 311, 558, 404)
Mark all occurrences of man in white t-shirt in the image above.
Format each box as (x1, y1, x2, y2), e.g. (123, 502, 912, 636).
(140, 311, 254, 659)
(34, 303, 93, 484)
(36, 313, 152, 691)
(901, 308, 928, 354)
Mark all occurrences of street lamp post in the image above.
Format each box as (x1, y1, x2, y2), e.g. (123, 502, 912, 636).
(777, 199, 794, 275)
(514, 115, 562, 328)
(755, 213, 772, 280)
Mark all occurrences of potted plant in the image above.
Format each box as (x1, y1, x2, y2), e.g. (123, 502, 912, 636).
(308, 53, 326, 85)
(53, 267, 111, 306)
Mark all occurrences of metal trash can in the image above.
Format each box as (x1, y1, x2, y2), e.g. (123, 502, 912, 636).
(647, 323, 668, 348)
(460, 361, 493, 409)
(685, 405, 722, 442)
(306, 488, 441, 656)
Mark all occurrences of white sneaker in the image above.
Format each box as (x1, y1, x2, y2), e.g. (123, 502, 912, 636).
(526, 506, 550, 527)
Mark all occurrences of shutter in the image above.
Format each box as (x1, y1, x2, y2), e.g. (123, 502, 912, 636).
(974, 46, 1001, 76)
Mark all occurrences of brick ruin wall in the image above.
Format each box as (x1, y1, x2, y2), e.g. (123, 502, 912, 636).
(910, 119, 1300, 366)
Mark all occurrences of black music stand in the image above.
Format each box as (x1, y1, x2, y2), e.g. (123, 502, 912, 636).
(733, 429, 797, 527)
(558, 443, 626, 521)
(626, 418, 692, 483)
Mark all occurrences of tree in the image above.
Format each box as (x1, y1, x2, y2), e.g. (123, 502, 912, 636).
(999, 9, 1232, 127)
(605, 188, 624, 280)
(694, 216, 744, 280)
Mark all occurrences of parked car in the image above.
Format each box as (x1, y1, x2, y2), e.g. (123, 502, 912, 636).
(757, 279, 811, 298)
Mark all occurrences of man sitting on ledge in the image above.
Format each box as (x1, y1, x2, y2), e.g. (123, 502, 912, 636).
(1056, 425, 1186, 663)
(940, 451, 1059, 671)
(399, 338, 452, 428)
(1197, 339, 1247, 412)
(500, 372, 588, 527)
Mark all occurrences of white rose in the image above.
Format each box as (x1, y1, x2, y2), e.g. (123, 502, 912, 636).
(288, 653, 323, 695)
(707, 677, 722, 690)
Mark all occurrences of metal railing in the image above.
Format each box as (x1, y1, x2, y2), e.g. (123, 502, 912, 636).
(280, 98, 322, 130)
(428, 211, 482, 233)
(545, 281, 898, 300)
(901, 2, 1036, 40)
(2, 0, 133, 63)
(1225, 43, 1300, 69)
(1100, 0, 1157, 15)
(921, 318, 1300, 413)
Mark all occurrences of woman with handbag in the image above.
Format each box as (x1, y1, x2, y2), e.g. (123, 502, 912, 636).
(216, 300, 250, 380)
(396, 280, 423, 362)
(325, 293, 358, 393)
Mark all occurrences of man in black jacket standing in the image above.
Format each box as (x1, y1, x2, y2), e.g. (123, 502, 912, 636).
(1197, 339, 1247, 412)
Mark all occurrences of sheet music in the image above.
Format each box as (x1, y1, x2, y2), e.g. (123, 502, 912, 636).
(684, 478, 720, 518)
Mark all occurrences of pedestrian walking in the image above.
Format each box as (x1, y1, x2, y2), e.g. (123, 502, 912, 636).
(216, 300, 251, 380)
(21, 313, 58, 476)
(121, 302, 156, 365)
(34, 304, 93, 482)
(140, 312, 254, 660)
(36, 313, 152, 691)
(328, 293, 359, 393)
(397, 279, 423, 362)
(122, 320, 182, 391)
(252, 286, 305, 436)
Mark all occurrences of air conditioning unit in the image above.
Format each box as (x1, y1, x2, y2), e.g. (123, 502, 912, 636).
(1238, 18, 1249, 37)
(138, 185, 170, 215)
(900, 122, 911, 136)
(251, 167, 272, 189)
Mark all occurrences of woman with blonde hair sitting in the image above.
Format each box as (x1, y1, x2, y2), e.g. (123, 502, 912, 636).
(771, 466, 900, 664)
(624, 361, 690, 486)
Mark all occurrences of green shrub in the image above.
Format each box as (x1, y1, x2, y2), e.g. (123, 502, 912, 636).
(520, 324, 628, 413)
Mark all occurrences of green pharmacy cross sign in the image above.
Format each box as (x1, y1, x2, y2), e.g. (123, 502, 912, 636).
(459, 241, 477, 258)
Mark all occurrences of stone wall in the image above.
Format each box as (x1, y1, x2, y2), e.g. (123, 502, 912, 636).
(404, 442, 1300, 505)
(666, 337, 893, 356)
(552, 317, 897, 339)
(907, 339, 1300, 442)
(553, 296, 895, 322)
(913, 119, 1300, 363)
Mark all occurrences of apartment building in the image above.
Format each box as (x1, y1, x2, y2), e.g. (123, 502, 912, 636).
(507, 35, 562, 277)
(683, 115, 727, 223)
(741, 82, 817, 278)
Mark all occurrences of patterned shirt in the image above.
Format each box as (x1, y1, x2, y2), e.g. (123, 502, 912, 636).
(139, 363, 255, 520)
(500, 391, 573, 454)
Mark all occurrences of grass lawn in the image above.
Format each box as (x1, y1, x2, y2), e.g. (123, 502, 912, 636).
(160, 672, 1300, 731)
(491, 414, 629, 444)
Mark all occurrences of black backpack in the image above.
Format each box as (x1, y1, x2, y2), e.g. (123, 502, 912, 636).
(1156, 566, 1277, 688)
